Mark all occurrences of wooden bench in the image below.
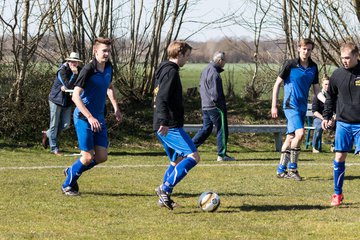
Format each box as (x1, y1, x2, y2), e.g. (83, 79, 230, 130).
(183, 124, 287, 152)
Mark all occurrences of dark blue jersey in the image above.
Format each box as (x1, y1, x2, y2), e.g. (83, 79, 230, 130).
(73, 59, 113, 121)
(279, 58, 319, 112)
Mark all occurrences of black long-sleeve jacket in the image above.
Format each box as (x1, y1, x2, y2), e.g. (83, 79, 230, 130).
(153, 61, 184, 130)
(323, 61, 360, 123)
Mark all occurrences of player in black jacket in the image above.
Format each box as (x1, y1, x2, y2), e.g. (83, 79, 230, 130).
(322, 42, 360, 206)
(153, 40, 200, 210)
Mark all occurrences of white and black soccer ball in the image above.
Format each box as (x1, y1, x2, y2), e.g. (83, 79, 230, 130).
(198, 191, 220, 212)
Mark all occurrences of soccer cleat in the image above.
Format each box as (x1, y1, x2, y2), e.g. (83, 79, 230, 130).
(217, 155, 235, 162)
(276, 171, 288, 178)
(155, 186, 173, 210)
(312, 148, 320, 153)
(286, 170, 303, 181)
(63, 168, 79, 192)
(41, 131, 48, 149)
(331, 193, 344, 206)
(61, 186, 79, 196)
(157, 199, 179, 208)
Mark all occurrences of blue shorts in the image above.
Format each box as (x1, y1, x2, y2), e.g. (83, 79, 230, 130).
(284, 109, 306, 134)
(156, 127, 197, 162)
(334, 121, 360, 154)
(74, 117, 108, 151)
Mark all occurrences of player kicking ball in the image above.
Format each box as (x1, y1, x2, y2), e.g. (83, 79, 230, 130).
(153, 40, 200, 210)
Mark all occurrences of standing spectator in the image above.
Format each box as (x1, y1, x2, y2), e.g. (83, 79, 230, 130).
(192, 51, 235, 161)
(322, 42, 360, 206)
(311, 76, 330, 153)
(42, 52, 82, 155)
(153, 40, 200, 210)
(271, 38, 320, 181)
(61, 37, 122, 196)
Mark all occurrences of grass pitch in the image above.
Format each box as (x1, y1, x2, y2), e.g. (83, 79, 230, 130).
(1, 137, 360, 239)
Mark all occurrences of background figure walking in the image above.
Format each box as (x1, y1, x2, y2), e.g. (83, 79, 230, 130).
(42, 52, 82, 155)
(192, 51, 235, 161)
(271, 38, 320, 181)
(311, 76, 330, 153)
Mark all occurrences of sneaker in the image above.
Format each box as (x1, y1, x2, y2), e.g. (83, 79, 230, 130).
(61, 186, 79, 196)
(276, 171, 288, 178)
(312, 148, 320, 153)
(217, 155, 235, 161)
(157, 199, 178, 208)
(155, 185, 173, 210)
(41, 131, 48, 149)
(286, 170, 303, 181)
(331, 193, 344, 206)
(63, 168, 79, 192)
(52, 148, 62, 156)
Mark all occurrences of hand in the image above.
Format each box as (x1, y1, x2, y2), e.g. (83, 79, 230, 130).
(271, 106, 278, 118)
(157, 125, 168, 137)
(87, 116, 102, 132)
(70, 65, 78, 74)
(114, 109, 122, 122)
(322, 119, 331, 130)
(60, 86, 66, 92)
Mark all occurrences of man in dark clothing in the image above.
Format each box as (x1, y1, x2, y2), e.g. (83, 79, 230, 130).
(153, 40, 200, 210)
(42, 52, 82, 155)
(192, 51, 235, 161)
(322, 42, 360, 207)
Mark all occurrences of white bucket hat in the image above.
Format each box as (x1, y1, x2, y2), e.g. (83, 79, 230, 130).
(65, 52, 82, 62)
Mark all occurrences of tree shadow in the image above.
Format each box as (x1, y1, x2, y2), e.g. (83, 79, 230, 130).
(228, 204, 330, 212)
(80, 191, 154, 197)
(108, 151, 165, 157)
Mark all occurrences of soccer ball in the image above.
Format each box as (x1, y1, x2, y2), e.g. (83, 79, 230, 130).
(198, 191, 220, 212)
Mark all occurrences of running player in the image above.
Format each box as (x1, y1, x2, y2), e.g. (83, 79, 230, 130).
(323, 42, 360, 206)
(61, 37, 122, 196)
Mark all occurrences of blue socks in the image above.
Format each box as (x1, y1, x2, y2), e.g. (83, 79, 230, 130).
(334, 160, 345, 195)
(163, 157, 197, 193)
(163, 164, 175, 184)
(83, 159, 98, 172)
(62, 158, 86, 188)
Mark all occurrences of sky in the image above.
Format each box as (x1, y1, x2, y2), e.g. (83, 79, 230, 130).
(177, 0, 249, 42)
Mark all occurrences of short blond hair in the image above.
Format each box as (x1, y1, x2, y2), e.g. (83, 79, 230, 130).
(298, 38, 315, 50)
(167, 40, 192, 59)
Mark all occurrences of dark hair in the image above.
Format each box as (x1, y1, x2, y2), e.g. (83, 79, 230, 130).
(94, 37, 112, 46)
(167, 40, 192, 59)
(298, 38, 315, 50)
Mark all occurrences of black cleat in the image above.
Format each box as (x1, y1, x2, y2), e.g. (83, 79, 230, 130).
(63, 168, 79, 192)
(155, 185, 173, 210)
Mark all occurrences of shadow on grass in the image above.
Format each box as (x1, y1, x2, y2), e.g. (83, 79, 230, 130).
(81, 191, 154, 197)
(108, 151, 165, 157)
(228, 204, 331, 212)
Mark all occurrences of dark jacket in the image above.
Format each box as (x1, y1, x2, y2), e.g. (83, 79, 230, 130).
(199, 62, 226, 111)
(48, 62, 81, 107)
(312, 93, 325, 118)
(153, 61, 184, 130)
(324, 61, 360, 123)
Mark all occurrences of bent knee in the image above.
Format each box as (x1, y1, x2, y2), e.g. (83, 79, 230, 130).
(188, 152, 200, 163)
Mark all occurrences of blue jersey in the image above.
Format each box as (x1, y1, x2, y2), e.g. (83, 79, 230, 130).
(73, 59, 113, 122)
(279, 58, 319, 112)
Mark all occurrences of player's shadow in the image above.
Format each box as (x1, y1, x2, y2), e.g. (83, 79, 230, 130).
(108, 151, 164, 157)
(80, 191, 154, 197)
(227, 204, 330, 212)
(174, 191, 273, 198)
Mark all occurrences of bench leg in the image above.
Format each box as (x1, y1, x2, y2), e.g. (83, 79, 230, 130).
(274, 132, 282, 152)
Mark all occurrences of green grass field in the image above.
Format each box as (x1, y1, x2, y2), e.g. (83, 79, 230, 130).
(1, 134, 360, 239)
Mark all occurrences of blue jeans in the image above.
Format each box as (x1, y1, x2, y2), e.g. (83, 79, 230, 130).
(192, 108, 228, 156)
(46, 100, 72, 152)
(312, 118, 323, 151)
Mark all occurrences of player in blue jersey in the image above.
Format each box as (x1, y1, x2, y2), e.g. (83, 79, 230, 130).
(61, 37, 122, 196)
(153, 40, 200, 210)
(322, 42, 360, 206)
(271, 38, 320, 181)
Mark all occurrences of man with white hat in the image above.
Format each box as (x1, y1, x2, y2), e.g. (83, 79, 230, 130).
(42, 52, 82, 155)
